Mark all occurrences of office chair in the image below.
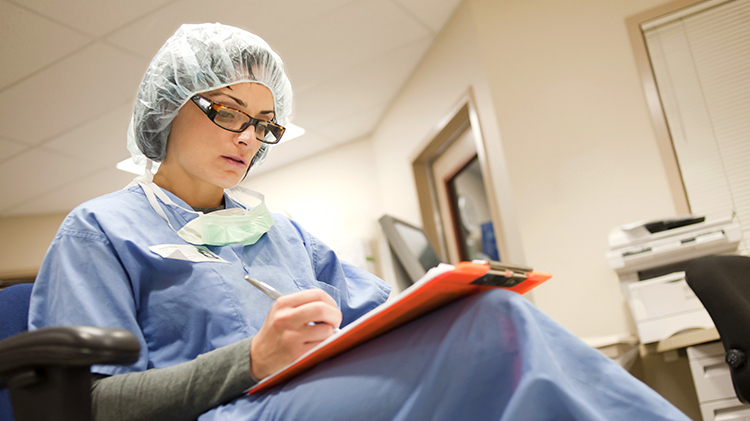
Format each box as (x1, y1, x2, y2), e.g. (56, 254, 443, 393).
(685, 255, 750, 403)
(0, 283, 140, 421)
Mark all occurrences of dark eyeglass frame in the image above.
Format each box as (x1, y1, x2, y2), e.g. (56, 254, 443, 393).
(190, 95, 285, 144)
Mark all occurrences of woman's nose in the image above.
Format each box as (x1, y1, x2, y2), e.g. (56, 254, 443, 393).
(236, 126, 256, 146)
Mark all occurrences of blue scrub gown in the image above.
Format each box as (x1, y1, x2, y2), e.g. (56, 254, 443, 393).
(29, 185, 689, 420)
(29, 185, 391, 375)
(201, 290, 689, 421)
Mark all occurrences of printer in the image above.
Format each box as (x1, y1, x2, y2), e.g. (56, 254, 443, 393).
(606, 213, 741, 344)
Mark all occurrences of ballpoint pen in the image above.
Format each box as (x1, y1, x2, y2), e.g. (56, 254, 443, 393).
(245, 275, 340, 333)
(245, 275, 282, 300)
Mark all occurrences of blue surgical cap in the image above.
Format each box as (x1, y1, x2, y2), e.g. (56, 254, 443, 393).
(127, 23, 293, 168)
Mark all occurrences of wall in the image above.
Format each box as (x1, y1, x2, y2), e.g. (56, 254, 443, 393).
(243, 137, 386, 279)
(0, 213, 66, 279)
(371, 2, 520, 251)
(0, 0, 688, 346)
(0, 1, 702, 414)
(0, 139, 384, 283)
(364, 1, 699, 415)
(243, 0, 682, 340)
(368, 1, 528, 293)
(466, 0, 679, 337)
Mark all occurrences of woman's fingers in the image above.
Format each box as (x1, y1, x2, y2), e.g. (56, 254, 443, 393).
(249, 288, 342, 380)
(302, 318, 340, 343)
(273, 300, 342, 330)
(275, 288, 338, 309)
(271, 289, 341, 330)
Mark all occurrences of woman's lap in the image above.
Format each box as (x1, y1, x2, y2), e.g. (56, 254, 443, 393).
(200, 289, 688, 421)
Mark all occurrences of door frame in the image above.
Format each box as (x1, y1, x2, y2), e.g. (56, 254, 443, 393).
(411, 88, 507, 263)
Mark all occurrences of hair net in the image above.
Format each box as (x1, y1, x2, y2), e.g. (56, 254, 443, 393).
(126, 23, 293, 168)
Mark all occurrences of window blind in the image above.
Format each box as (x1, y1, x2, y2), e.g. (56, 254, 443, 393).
(643, 0, 750, 255)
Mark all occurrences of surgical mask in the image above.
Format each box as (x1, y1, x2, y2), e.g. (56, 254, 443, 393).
(177, 205, 273, 246)
(129, 168, 273, 246)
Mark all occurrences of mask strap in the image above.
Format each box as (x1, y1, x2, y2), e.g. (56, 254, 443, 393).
(227, 185, 266, 210)
(139, 182, 179, 232)
(133, 170, 265, 231)
(138, 181, 204, 234)
(123, 159, 156, 189)
(143, 160, 155, 182)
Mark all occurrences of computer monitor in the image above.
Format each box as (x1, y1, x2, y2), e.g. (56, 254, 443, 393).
(379, 215, 443, 284)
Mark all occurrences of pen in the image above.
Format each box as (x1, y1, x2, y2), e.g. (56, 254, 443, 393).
(245, 275, 282, 300)
(244, 275, 340, 333)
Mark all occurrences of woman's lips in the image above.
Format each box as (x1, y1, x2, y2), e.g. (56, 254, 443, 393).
(222, 155, 246, 168)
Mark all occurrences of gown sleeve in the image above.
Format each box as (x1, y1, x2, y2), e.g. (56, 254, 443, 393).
(28, 213, 151, 375)
(30, 202, 393, 420)
(31, 210, 261, 420)
(289, 219, 391, 326)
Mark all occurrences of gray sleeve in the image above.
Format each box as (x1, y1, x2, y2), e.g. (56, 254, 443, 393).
(91, 337, 258, 421)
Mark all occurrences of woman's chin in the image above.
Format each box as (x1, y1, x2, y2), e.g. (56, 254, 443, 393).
(214, 175, 245, 189)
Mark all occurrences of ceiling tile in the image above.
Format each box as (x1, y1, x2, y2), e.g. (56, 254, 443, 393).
(104, 1, 243, 60)
(3, 166, 136, 216)
(0, 0, 91, 90)
(292, 37, 431, 130)
(308, 103, 386, 144)
(251, 0, 360, 38)
(13, 0, 173, 38)
(391, 0, 462, 33)
(0, 137, 28, 162)
(268, 0, 432, 90)
(43, 101, 134, 165)
(0, 42, 147, 145)
(105, 0, 357, 60)
(0, 0, 458, 217)
(0, 148, 99, 214)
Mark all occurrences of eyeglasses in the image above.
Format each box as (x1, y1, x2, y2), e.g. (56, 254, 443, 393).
(190, 95, 286, 144)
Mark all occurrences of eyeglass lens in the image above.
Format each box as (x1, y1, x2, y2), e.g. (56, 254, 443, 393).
(212, 107, 281, 144)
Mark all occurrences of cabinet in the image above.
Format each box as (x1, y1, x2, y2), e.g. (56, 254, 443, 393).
(687, 341, 750, 421)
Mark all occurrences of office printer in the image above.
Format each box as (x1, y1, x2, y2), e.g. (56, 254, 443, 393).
(606, 213, 741, 344)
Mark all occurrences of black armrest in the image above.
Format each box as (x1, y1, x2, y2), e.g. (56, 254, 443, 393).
(0, 327, 140, 421)
(686, 255, 750, 403)
(0, 326, 140, 376)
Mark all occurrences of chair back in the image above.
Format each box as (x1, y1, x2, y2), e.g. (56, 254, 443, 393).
(0, 283, 34, 421)
(686, 255, 750, 403)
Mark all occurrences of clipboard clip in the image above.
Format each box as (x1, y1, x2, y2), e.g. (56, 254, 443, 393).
(469, 260, 533, 288)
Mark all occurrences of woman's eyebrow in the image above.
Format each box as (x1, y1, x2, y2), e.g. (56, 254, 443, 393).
(207, 90, 274, 116)
(209, 91, 247, 108)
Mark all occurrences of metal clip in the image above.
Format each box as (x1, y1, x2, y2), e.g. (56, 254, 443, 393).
(470, 260, 532, 287)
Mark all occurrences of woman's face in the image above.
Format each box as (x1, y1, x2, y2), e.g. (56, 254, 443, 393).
(163, 82, 275, 191)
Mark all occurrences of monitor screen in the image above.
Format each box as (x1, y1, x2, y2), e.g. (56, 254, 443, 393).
(379, 215, 443, 284)
(392, 221, 442, 273)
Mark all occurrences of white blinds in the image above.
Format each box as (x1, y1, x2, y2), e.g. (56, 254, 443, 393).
(643, 0, 750, 255)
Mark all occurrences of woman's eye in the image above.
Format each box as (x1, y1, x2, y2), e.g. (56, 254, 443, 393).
(217, 110, 236, 120)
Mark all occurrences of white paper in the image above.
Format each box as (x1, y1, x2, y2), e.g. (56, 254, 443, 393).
(247, 263, 457, 390)
(149, 244, 230, 263)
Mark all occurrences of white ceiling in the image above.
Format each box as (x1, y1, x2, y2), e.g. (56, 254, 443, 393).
(0, 0, 462, 217)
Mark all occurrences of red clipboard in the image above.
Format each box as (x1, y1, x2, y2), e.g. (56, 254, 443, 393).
(247, 261, 552, 394)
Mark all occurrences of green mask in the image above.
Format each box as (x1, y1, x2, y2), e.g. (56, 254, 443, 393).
(176, 204, 273, 246)
(138, 180, 274, 246)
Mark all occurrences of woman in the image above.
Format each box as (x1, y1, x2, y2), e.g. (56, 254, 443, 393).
(29, 23, 690, 420)
(29, 23, 388, 419)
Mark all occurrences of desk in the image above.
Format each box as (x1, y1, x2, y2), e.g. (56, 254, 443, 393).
(639, 327, 719, 356)
(637, 329, 750, 421)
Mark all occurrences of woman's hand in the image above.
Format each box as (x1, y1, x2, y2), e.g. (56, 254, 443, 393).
(249, 288, 342, 380)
